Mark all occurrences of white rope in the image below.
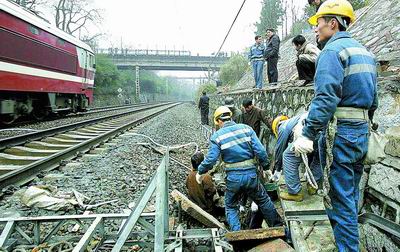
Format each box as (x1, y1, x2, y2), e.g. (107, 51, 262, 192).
(127, 133, 199, 153)
(301, 153, 319, 190)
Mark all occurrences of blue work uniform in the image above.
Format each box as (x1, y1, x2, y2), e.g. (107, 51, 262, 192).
(248, 43, 265, 89)
(302, 32, 378, 252)
(274, 113, 322, 194)
(198, 121, 282, 231)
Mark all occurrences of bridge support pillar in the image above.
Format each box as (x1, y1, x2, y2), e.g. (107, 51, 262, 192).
(135, 65, 140, 102)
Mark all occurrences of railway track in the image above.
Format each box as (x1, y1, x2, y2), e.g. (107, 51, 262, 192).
(0, 102, 180, 189)
(0, 103, 154, 129)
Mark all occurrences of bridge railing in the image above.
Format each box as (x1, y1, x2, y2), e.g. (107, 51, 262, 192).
(96, 48, 192, 57)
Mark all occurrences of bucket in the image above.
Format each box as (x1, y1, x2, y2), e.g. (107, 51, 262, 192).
(264, 182, 279, 201)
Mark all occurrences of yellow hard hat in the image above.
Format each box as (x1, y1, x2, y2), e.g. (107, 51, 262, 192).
(213, 106, 232, 125)
(308, 0, 356, 26)
(272, 115, 289, 138)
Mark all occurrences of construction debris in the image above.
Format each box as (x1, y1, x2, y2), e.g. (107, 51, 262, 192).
(20, 185, 78, 211)
(225, 227, 285, 242)
(171, 189, 226, 229)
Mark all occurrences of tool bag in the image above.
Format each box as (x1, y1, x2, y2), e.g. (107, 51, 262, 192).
(363, 127, 388, 165)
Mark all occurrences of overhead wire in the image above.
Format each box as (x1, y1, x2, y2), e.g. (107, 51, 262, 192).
(209, 0, 247, 69)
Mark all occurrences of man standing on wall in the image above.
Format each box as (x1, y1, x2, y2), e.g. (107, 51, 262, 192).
(198, 91, 209, 125)
(248, 35, 265, 89)
(293, 0, 378, 251)
(264, 28, 280, 84)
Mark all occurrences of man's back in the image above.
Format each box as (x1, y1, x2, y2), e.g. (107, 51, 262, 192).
(186, 171, 216, 212)
(231, 107, 243, 123)
(199, 95, 209, 110)
(242, 106, 265, 136)
(317, 32, 376, 109)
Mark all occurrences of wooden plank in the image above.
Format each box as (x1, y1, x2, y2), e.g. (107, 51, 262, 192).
(171, 190, 225, 229)
(225, 227, 285, 242)
(248, 238, 295, 252)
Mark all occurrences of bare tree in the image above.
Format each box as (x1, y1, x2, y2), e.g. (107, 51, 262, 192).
(53, 0, 102, 36)
(11, 0, 48, 13)
(290, 0, 299, 30)
(282, 0, 288, 38)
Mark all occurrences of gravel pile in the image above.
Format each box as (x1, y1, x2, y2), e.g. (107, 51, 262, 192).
(0, 103, 209, 220)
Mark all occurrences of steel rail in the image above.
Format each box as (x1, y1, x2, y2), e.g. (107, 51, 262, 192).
(0, 102, 173, 150)
(0, 103, 179, 189)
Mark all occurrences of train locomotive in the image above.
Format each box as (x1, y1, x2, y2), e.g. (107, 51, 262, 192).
(0, 0, 95, 124)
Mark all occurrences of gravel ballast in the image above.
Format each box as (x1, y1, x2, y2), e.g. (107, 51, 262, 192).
(0, 103, 209, 219)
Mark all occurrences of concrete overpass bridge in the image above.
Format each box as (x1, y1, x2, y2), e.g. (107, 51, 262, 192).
(96, 48, 229, 100)
(97, 48, 230, 71)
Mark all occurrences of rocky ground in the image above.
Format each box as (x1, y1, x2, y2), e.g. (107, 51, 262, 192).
(0, 103, 208, 221)
(0, 103, 212, 250)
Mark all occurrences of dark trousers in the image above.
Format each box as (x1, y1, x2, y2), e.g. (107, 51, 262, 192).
(296, 58, 316, 81)
(200, 108, 209, 125)
(267, 57, 278, 84)
(319, 123, 369, 251)
(248, 210, 264, 229)
(225, 169, 282, 231)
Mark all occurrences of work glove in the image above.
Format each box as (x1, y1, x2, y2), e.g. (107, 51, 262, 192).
(251, 202, 258, 212)
(239, 205, 245, 213)
(212, 193, 220, 202)
(293, 135, 314, 154)
(293, 122, 304, 141)
(271, 170, 282, 182)
(264, 170, 272, 180)
(195, 172, 204, 184)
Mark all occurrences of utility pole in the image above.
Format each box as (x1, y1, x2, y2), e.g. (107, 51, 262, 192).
(135, 65, 140, 102)
(165, 79, 169, 98)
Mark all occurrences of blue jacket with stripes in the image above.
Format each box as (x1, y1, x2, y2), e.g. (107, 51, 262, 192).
(274, 114, 303, 172)
(248, 43, 265, 61)
(198, 121, 268, 175)
(303, 31, 378, 140)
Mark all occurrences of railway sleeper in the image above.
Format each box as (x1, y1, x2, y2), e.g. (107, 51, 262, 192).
(56, 134, 93, 141)
(25, 142, 71, 150)
(0, 153, 41, 165)
(41, 137, 81, 145)
(3, 146, 58, 157)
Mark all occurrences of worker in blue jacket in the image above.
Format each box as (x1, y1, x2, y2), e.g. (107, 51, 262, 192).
(196, 106, 282, 231)
(292, 0, 378, 251)
(271, 113, 323, 202)
(248, 35, 265, 89)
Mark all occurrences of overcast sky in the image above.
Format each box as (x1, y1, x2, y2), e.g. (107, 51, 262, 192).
(95, 0, 307, 56)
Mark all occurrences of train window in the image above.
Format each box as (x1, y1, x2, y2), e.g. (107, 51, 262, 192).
(92, 55, 96, 68)
(77, 47, 86, 68)
(29, 25, 40, 35)
(90, 54, 95, 68)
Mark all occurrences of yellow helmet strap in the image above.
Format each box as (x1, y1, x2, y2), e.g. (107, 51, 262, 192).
(323, 15, 349, 30)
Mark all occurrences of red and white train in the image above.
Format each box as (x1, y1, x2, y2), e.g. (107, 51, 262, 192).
(0, 0, 95, 124)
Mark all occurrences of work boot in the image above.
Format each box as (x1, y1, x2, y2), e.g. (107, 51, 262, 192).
(307, 183, 318, 195)
(279, 191, 304, 202)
